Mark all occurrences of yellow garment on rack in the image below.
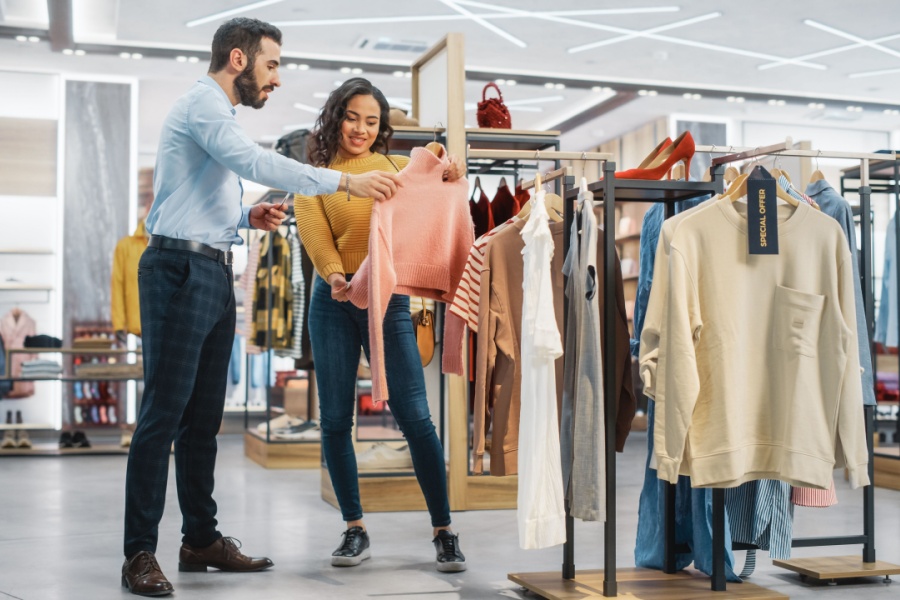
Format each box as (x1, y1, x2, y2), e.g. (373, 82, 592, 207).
(253, 232, 293, 350)
(111, 220, 149, 336)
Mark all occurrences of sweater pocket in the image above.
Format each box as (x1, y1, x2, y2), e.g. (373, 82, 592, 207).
(773, 285, 825, 358)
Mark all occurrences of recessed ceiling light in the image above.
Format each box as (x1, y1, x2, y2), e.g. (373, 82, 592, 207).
(592, 86, 603, 92)
(340, 67, 351, 74)
(351, 67, 362, 74)
(884, 109, 900, 115)
(392, 71, 404, 77)
(298, 64, 310, 70)
(132, 53, 143, 59)
(808, 102, 825, 109)
(287, 63, 298, 70)
(188, 56, 199, 63)
(545, 83, 555, 89)
(176, 55, 188, 62)
(768, 99, 785, 106)
(507, 80, 516, 86)
(15, 35, 27, 42)
(638, 89, 649, 96)
(846, 105, 863, 112)
(554, 83, 566, 89)
(683, 93, 692, 99)
(119, 52, 131, 59)
(496, 79, 507, 85)
(62, 48, 74, 55)
(736, 96, 745, 103)
(28, 36, 40, 43)
(74, 49, 86, 56)
(648, 90, 658, 96)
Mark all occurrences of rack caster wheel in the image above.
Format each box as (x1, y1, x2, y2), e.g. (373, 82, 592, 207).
(799, 574, 808, 583)
(884, 576, 892, 584)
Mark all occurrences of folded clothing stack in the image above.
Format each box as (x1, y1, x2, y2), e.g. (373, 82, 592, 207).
(20, 359, 63, 378)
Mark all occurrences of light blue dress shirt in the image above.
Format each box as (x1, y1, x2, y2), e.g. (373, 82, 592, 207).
(147, 76, 341, 251)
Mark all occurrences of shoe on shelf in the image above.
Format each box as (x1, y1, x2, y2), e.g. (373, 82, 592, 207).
(121, 431, 133, 448)
(1, 430, 17, 449)
(356, 442, 414, 470)
(59, 431, 74, 449)
(271, 420, 320, 441)
(16, 430, 32, 449)
(433, 530, 467, 573)
(331, 526, 371, 567)
(122, 550, 173, 597)
(71, 431, 91, 448)
(615, 131, 695, 181)
(179, 536, 273, 572)
(256, 413, 304, 434)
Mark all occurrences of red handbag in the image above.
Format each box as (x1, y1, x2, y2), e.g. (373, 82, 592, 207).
(476, 82, 512, 129)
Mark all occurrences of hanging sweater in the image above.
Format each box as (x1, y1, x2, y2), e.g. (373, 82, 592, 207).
(655, 197, 869, 490)
(345, 146, 472, 402)
(111, 220, 149, 336)
(294, 153, 410, 281)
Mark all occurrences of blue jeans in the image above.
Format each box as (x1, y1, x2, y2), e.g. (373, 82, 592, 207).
(308, 275, 451, 527)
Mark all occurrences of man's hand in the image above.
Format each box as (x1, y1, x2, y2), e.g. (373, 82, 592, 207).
(347, 171, 402, 202)
(327, 273, 349, 302)
(249, 202, 287, 231)
(443, 154, 466, 182)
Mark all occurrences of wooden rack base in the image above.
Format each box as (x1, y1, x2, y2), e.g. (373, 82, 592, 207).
(243, 430, 320, 469)
(772, 556, 900, 584)
(320, 466, 427, 512)
(508, 568, 786, 599)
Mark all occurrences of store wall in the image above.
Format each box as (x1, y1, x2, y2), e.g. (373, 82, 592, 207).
(62, 80, 131, 334)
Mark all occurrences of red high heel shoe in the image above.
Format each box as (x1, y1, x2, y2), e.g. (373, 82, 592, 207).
(615, 131, 695, 180)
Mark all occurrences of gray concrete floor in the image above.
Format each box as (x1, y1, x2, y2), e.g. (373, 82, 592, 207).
(0, 432, 898, 600)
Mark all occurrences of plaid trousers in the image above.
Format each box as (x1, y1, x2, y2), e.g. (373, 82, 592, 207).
(124, 247, 235, 557)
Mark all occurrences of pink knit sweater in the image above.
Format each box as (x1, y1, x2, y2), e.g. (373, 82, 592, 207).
(346, 146, 473, 402)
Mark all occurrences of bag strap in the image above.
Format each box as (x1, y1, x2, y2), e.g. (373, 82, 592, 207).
(482, 82, 503, 102)
(385, 155, 401, 173)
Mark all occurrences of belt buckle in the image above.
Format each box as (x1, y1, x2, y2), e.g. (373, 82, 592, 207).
(224, 252, 234, 266)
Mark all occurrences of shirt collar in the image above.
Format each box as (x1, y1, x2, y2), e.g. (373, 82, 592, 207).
(804, 179, 833, 197)
(199, 75, 236, 116)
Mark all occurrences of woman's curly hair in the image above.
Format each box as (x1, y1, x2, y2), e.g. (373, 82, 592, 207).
(307, 77, 394, 167)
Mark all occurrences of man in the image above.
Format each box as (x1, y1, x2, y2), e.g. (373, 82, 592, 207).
(122, 17, 401, 597)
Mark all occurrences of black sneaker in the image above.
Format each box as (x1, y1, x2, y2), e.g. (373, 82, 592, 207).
(331, 526, 370, 567)
(433, 530, 467, 573)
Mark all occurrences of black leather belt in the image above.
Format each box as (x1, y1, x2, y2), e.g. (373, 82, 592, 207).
(148, 235, 234, 265)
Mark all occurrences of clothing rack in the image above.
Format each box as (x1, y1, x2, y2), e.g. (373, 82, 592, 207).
(694, 146, 898, 589)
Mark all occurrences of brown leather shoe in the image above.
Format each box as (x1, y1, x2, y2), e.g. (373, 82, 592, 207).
(179, 537, 273, 572)
(121, 551, 174, 597)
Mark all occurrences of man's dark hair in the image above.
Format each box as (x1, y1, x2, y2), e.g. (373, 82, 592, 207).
(209, 17, 282, 73)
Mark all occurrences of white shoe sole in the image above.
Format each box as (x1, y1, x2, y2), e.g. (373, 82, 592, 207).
(436, 561, 467, 573)
(331, 548, 371, 567)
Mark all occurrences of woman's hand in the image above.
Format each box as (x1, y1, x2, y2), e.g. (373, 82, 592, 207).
(443, 154, 466, 182)
(327, 273, 349, 302)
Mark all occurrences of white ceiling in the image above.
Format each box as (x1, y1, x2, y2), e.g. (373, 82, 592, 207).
(2, 0, 900, 158)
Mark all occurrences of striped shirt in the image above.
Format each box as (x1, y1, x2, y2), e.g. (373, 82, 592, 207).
(448, 218, 518, 331)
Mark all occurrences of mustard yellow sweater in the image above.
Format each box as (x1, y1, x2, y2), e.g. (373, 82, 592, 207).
(294, 153, 410, 280)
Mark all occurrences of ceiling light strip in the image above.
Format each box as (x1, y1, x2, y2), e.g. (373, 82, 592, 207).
(437, 0, 527, 48)
(456, 0, 826, 69)
(186, 0, 286, 28)
(568, 11, 722, 53)
(271, 7, 680, 27)
(849, 66, 900, 79)
(804, 20, 900, 60)
(758, 32, 900, 71)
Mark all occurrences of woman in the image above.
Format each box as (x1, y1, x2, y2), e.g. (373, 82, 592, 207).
(294, 78, 467, 572)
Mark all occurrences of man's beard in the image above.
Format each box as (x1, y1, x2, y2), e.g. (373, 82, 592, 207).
(234, 62, 270, 109)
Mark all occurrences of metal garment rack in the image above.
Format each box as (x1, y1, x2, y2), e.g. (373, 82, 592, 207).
(841, 156, 900, 450)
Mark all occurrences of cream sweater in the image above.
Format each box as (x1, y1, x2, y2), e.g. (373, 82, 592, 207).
(654, 197, 869, 490)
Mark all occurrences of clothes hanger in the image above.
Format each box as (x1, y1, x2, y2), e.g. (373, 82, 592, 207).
(470, 176, 483, 201)
(809, 151, 826, 184)
(498, 176, 508, 190)
(424, 141, 444, 157)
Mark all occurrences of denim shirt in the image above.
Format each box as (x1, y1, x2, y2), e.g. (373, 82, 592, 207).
(805, 180, 876, 405)
(148, 76, 341, 251)
(876, 213, 898, 348)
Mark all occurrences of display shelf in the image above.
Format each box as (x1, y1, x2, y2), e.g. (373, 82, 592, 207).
(0, 283, 52, 291)
(465, 128, 561, 152)
(0, 443, 129, 456)
(874, 446, 900, 490)
(243, 430, 320, 469)
(772, 556, 900, 583)
(224, 405, 267, 414)
(567, 178, 719, 203)
(0, 248, 53, 254)
(509, 568, 787, 600)
(841, 156, 900, 181)
(320, 465, 432, 513)
(390, 126, 445, 152)
(0, 422, 54, 430)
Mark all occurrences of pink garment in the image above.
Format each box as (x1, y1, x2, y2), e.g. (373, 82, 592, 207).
(791, 480, 838, 507)
(0, 309, 37, 398)
(346, 146, 472, 402)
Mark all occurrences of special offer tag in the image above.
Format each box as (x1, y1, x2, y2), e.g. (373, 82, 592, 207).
(747, 166, 778, 255)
